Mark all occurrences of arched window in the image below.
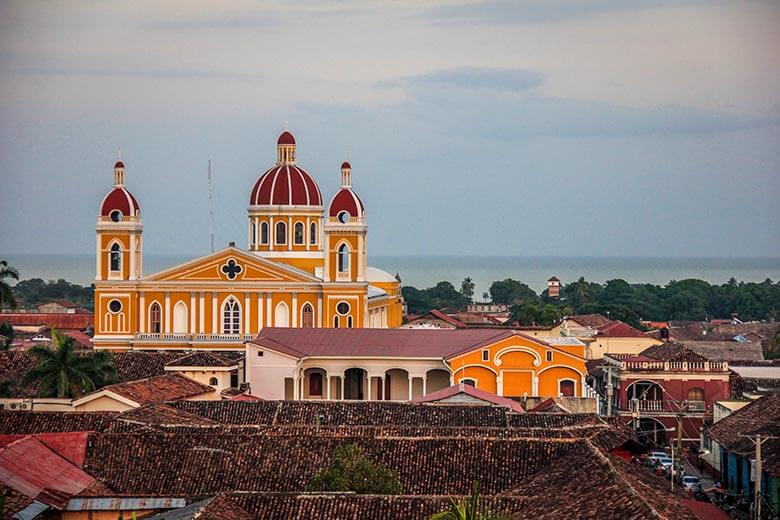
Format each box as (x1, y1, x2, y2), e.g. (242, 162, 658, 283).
(260, 222, 269, 245)
(294, 222, 304, 245)
(223, 297, 241, 334)
(150, 302, 161, 333)
(310, 222, 317, 245)
(333, 316, 339, 328)
(275, 221, 286, 245)
(687, 387, 705, 402)
(301, 304, 314, 328)
(109, 243, 121, 272)
(173, 301, 187, 334)
(559, 380, 576, 397)
(461, 378, 476, 387)
(337, 243, 350, 273)
(251, 221, 257, 246)
(309, 373, 323, 396)
(209, 377, 219, 386)
(274, 301, 289, 327)
(347, 316, 353, 328)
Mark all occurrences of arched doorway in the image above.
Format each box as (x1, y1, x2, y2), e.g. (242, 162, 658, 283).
(426, 369, 451, 395)
(301, 303, 314, 328)
(344, 368, 366, 400)
(384, 369, 410, 400)
(559, 380, 576, 397)
(635, 417, 668, 446)
(303, 368, 327, 399)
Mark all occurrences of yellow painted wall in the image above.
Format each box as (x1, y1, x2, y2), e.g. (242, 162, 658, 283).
(449, 334, 586, 398)
(73, 394, 135, 412)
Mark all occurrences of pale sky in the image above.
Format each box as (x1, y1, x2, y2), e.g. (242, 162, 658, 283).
(1, 0, 778, 257)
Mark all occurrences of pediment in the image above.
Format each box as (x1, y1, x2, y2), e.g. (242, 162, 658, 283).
(145, 247, 318, 283)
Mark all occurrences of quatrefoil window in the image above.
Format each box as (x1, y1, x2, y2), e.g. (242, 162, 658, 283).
(221, 259, 243, 280)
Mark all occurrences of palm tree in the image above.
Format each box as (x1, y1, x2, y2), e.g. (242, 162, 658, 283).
(430, 481, 507, 520)
(21, 330, 115, 398)
(0, 260, 19, 310)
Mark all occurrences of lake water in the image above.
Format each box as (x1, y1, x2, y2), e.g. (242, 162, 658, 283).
(4, 254, 779, 297)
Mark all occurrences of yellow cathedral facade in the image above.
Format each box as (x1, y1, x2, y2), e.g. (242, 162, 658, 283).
(93, 131, 403, 351)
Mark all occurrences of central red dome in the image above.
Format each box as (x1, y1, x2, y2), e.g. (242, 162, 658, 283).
(277, 131, 295, 145)
(250, 165, 322, 206)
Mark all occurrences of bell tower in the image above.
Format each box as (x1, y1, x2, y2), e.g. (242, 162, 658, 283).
(96, 161, 143, 281)
(325, 161, 367, 283)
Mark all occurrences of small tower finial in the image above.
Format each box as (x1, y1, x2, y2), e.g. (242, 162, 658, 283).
(284, 120, 288, 131)
(117, 146, 122, 160)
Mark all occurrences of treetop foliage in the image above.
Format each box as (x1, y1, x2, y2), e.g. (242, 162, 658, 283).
(11, 278, 94, 311)
(307, 443, 403, 495)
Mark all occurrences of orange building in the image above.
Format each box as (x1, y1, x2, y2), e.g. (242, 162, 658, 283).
(93, 131, 403, 351)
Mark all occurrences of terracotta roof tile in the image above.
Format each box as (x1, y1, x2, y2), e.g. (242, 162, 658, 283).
(0, 411, 116, 434)
(411, 383, 525, 412)
(0, 312, 93, 329)
(165, 351, 240, 368)
(95, 374, 215, 406)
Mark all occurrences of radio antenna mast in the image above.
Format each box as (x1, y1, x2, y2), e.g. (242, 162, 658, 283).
(208, 158, 215, 253)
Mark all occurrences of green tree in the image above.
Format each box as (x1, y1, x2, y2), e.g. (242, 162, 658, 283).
(0, 260, 19, 310)
(0, 322, 13, 349)
(307, 443, 402, 494)
(430, 481, 507, 520)
(21, 330, 115, 398)
(489, 279, 538, 306)
(460, 277, 475, 302)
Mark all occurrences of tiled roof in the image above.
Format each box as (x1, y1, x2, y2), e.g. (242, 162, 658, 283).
(411, 383, 525, 413)
(0, 431, 91, 467)
(676, 340, 764, 361)
(251, 327, 544, 359)
(707, 394, 780, 476)
(88, 374, 215, 406)
(84, 433, 578, 496)
(597, 320, 647, 338)
(0, 435, 95, 509)
(165, 351, 240, 368)
(0, 312, 93, 329)
(146, 495, 253, 520)
(640, 342, 710, 363)
(109, 403, 222, 431)
(528, 398, 571, 414)
(408, 309, 468, 328)
(567, 314, 610, 328)
(0, 411, 116, 434)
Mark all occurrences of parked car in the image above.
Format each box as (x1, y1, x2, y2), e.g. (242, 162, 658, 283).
(645, 451, 668, 466)
(656, 456, 673, 469)
(681, 476, 701, 493)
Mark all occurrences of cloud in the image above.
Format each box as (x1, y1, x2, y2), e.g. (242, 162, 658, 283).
(421, 0, 721, 26)
(379, 67, 544, 93)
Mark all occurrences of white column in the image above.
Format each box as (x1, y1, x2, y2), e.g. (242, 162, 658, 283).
(164, 292, 171, 333)
(129, 233, 136, 280)
(497, 375, 503, 396)
(339, 375, 345, 400)
(357, 234, 365, 281)
(305, 217, 310, 251)
(422, 376, 427, 397)
(367, 375, 373, 401)
(317, 294, 323, 328)
(266, 293, 272, 326)
(326, 374, 331, 400)
(244, 293, 251, 334)
(291, 293, 298, 328)
(190, 292, 196, 334)
(138, 235, 143, 277)
(287, 216, 292, 250)
(268, 216, 274, 251)
(198, 292, 205, 333)
(257, 292, 264, 330)
(323, 233, 330, 281)
(293, 372, 299, 400)
(408, 377, 413, 400)
(212, 292, 218, 333)
(532, 376, 539, 396)
(139, 292, 145, 333)
(380, 375, 385, 401)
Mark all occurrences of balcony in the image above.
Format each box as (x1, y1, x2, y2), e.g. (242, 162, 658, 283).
(621, 399, 709, 414)
(637, 400, 664, 412)
(620, 359, 728, 373)
(134, 333, 255, 344)
(561, 326, 597, 338)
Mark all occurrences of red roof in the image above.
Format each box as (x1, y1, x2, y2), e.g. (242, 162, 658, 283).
(328, 187, 364, 217)
(597, 321, 647, 338)
(0, 432, 90, 467)
(529, 398, 571, 414)
(114, 160, 124, 168)
(0, 313, 93, 330)
(99, 186, 140, 217)
(229, 393, 263, 401)
(341, 161, 351, 169)
(90, 374, 214, 406)
(250, 165, 322, 206)
(277, 130, 296, 145)
(0, 435, 95, 508)
(251, 327, 526, 359)
(412, 383, 525, 412)
(409, 309, 467, 328)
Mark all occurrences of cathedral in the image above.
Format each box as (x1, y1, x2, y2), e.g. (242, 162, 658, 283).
(92, 131, 404, 351)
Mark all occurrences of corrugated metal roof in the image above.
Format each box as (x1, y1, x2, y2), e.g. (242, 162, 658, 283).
(65, 497, 186, 511)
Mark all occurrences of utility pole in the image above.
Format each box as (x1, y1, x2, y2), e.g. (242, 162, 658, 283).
(673, 405, 685, 491)
(740, 433, 777, 520)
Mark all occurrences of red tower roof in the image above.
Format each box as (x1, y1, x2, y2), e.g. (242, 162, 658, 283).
(341, 161, 351, 169)
(277, 131, 295, 145)
(114, 161, 125, 168)
(100, 187, 140, 217)
(328, 187, 364, 217)
(250, 165, 323, 206)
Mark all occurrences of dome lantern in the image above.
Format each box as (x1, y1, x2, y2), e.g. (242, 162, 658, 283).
(340, 161, 351, 188)
(277, 131, 296, 165)
(114, 161, 125, 186)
